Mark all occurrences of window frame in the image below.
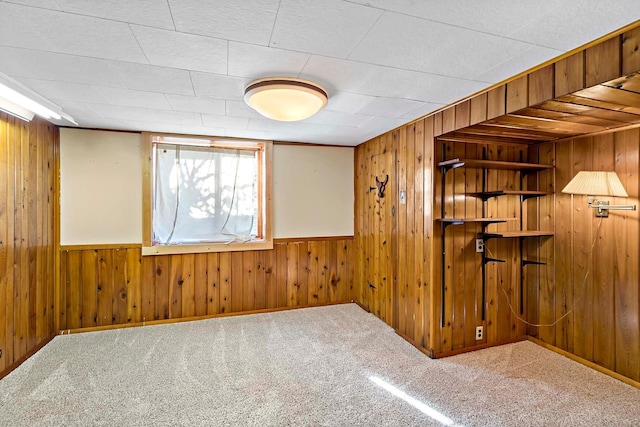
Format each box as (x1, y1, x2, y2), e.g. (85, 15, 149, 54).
(141, 132, 273, 256)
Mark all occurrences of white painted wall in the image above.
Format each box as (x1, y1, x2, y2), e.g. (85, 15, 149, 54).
(60, 128, 142, 245)
(60, 129, 354, 244)
(273, 144, 354, 238)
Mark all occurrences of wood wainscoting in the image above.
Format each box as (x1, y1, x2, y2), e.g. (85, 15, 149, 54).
(0, 113, 58, 377)
(58, 237, 355, 331)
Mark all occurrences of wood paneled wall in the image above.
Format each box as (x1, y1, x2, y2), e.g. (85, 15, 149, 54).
(355, 119, 434, 348)
(0, 113, 57, 376)
(58, 238, 354, 330)
(528, 129, 640, 382)
(354, 23, 640, 366)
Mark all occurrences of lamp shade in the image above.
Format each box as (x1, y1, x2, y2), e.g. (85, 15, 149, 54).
(561, 171, 628, 197)
(244, 78, 328, 122)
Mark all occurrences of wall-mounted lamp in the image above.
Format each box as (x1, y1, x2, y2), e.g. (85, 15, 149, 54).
(0, 71, 76, 124)
(561, 171, 637, 217)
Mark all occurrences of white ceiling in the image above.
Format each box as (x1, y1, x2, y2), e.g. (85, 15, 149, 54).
(1, 0, 639, 146)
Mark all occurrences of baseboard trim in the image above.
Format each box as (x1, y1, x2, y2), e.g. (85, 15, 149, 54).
(0, 334, 56, 381)
(395, 329, 435, 359)
(58, 301, 353, 335)
(526, 336, 640, 390)
(432, 336, 527, 359)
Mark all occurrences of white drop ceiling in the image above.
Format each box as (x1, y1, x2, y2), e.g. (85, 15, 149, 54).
(1, 0, 639, 146)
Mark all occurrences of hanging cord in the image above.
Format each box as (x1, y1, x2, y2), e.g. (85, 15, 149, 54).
(164, 145, 182, 244)
(485, 216, 603, 328)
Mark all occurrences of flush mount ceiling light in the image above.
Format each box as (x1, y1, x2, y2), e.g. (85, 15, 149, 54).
(244, 77, 328, 122)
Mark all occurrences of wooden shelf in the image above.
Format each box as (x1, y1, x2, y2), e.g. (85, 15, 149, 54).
(437, 158, 553, 172)
(481, 230, 554, 239)
(437, 218, 516, 225)
(468, 190, 550, 201)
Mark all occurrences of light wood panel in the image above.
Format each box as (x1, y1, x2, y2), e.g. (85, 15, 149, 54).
(0, 114, 57, 378)
(58, 238, 354, 330)
(532, 129, 640, 382)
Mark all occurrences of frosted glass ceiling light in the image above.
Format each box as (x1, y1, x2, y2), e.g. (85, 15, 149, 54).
(244, 78, 328, 122)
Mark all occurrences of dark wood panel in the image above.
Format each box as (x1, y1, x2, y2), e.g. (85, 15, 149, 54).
(58, 238, 354, 330)
(0, 114, 57, 378)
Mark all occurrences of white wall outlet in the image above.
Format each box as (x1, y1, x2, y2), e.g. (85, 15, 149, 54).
(475, 326, 483, 340)
(475, 238, 484, 253)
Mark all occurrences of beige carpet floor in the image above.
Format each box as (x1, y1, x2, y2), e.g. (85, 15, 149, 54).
(0, 303, 639, 426)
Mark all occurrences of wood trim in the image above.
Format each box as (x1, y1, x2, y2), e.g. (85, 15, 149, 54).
(274, 141, 355, 148)
(527, 337, 640, 390)
(274, 235, 354, 243)
(433, 337, 527, 359)
(60, 237, 354, 252)
(53, 128, 61, 333)
(141, 240, 274, 256)
(0, 334, 55, 381)
(58, 301, 354, 335)
(141, 132, 152, 247)
(395, 328, 436, 359)
(60, 243, 143, 251)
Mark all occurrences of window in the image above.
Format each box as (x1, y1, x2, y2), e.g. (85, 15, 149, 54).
(142, 133, 272, 255)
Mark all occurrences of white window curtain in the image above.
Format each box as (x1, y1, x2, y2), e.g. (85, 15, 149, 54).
(153, 143, 258, 245)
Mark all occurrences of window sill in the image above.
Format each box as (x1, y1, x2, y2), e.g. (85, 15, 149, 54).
(141, 239, 273, 256)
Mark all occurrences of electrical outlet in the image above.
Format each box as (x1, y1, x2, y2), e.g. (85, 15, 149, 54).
(475, 326, 483, 340)
(475, 238, 484, 253)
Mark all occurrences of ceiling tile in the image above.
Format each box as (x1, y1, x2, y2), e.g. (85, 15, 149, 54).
(17, 78, 111, 104)
(88, 103, 203, 126)
(299, 55, 379, 93)
(346, 0, 566, 40)
(56, 0, 175, 29)
(0, 3, 52, 50)
(190, 72, 248, 101)
(166, 95, 226, 115)
(509, 0, 640, 51)
(169, 0, 279, 45)
(109, 61, 194, 95)
(303, 110, 374, 127)
(324, 91, 377, 114)
(96, 87, 172, 109)
(228, 42, 309, 79)
(0, 47, 126, 87)
(9, 4, 147, 63)
(225, 100, 265, 119)
(247, 118, 330, 135)
(357, 97, 424, 118)
(398, 102, 445, 120)
(131, 25, 227, 74)
(350, 12, 534, 79)
(0, 0, 61, 9)
(270, 0, 382, 58)
(357, 66, 487, 104)
(201, 114, 249, 129)
(474, 46, 563, 84)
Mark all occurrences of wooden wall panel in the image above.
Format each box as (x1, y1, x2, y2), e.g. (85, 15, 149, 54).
(0, 114, 57, 378)
(58, 238, 354, 330)
(544, 129, 640, 382)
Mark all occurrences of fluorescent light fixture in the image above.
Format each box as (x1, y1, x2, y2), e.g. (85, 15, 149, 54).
(561, 171, 637, 217)
(244, 77, 328, 122)
(0, 71, 76, 124)
(0, 97, 35, 122)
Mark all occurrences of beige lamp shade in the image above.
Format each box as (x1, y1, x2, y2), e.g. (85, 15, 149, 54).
(561, 171, 628, 197)
(244, 78, 328, 122)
